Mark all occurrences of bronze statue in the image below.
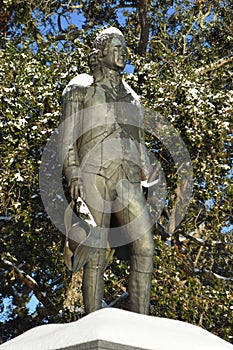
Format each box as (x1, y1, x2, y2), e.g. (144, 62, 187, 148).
(61, 27, 154, 315)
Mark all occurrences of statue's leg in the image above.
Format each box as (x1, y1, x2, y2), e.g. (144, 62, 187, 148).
(81, 173, 113, 314)
(82, 247, 106, 313)
(114, 175, 154, 314)
(128, 232, 154, 314)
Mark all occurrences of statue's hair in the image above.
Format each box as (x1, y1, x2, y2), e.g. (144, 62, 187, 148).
(89, 27, 125, 71)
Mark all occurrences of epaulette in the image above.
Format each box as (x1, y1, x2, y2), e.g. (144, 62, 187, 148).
(62, 73, 94, 102)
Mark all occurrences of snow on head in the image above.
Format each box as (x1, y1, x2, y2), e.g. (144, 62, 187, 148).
(96, 27, 124, 40)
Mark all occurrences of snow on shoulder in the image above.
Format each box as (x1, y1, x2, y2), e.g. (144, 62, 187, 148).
(62, 73, 93, 97)
(67, 73, 93, 88)
(0, 308, 232, 350)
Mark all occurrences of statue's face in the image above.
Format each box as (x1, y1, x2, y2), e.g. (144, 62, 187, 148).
(101, 36, 127, 71)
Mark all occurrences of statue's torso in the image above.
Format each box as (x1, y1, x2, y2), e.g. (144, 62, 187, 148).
(78, 78, 144, 182)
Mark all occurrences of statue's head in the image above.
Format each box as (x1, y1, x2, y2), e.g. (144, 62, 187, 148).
(89, 27, 127, 72)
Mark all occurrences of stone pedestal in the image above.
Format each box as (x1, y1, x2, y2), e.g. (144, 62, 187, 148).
(58, 339, 144, 350)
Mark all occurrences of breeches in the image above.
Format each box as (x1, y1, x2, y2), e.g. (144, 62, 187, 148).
(82, 165, 154, 256)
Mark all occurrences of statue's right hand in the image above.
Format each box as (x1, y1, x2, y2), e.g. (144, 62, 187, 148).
(70, 179, 79, 201)
(70, 178, 85, 201)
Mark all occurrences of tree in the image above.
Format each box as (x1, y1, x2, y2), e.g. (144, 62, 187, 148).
(0, 0, 232, 344)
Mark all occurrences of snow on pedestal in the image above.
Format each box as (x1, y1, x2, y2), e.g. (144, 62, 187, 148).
(0, 308, 232, 350)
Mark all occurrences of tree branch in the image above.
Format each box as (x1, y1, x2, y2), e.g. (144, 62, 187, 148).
(195, 268, 233, 282)
(58, 12, 66, 33)
(196, 54, 233, 75)
(178, 228, 229, 246)
(182, 17, 199, 55)
(1, 259, 57, 314)
(138, 0, 149, 54)
(61, 3, 83, 10)
(53, 29, 91, 50)
(194, 245, 204, 268)
(198, 4, 212, 29)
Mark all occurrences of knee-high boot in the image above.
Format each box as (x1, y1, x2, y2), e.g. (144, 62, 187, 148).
(128, 255, 153, 315)
(82, 248, 106, 314)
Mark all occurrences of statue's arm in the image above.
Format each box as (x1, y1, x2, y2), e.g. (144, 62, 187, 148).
(60, 74, 93, 199)
(61, 86, 80, 186)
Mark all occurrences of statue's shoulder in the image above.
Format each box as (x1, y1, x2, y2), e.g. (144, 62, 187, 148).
(62, 73, 94, 101)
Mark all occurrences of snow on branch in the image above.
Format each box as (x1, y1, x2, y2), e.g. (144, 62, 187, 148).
(196, 54, 233, 75)
(174, 223, 232, 247)
(194, 268, 233, 282)
(0, 259, 57, 314)
(178, 230, 225, 246)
